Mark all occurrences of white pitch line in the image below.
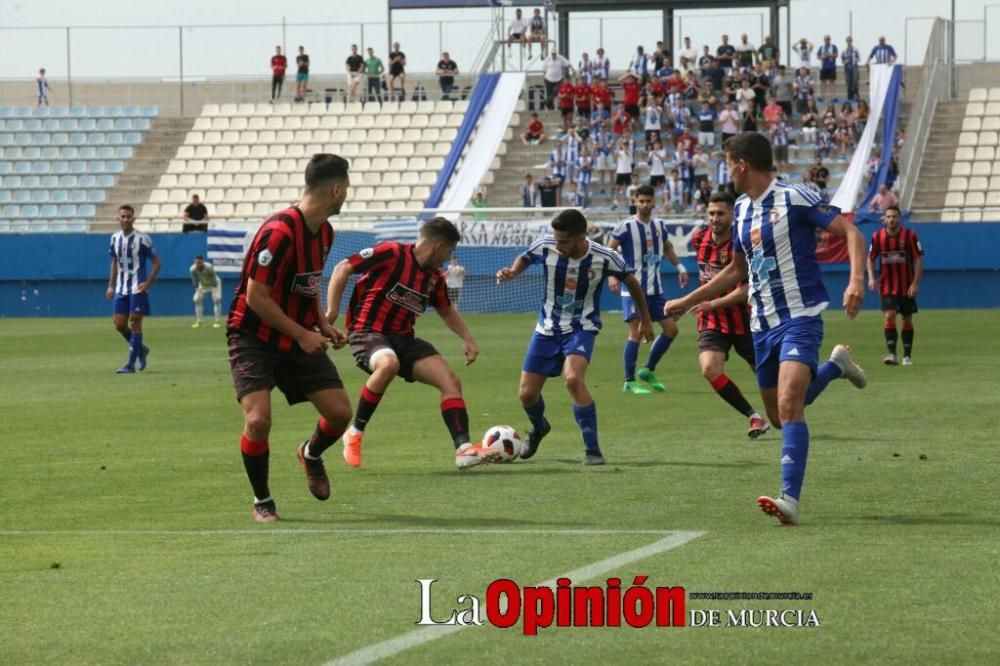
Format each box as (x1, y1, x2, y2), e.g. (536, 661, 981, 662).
(323, 530, 706, 666)
(0, 528, 679, 537)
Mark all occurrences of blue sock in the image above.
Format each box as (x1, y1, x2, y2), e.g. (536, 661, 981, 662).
(572, 402, 599, 453)
(780, 421, 809, 500)
(524, 394, 547, 432)
(645, 333, 674, 371)
(623, 340, 639, 381)
(127, 332, 143, 368)
(805, 360, 842, 406)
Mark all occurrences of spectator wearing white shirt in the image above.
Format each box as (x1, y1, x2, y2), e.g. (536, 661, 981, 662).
(735, 34, 756, 71)
(578, 52, 595, 84)
(507, 9, 529, 51)
(648, 140, 667, 205)
(793, 38, 814, 70)
(542, 49, 573, 110)
(593, 47, 611, 81)
(679, 37, 698, 73)
(445, 254, 467, 312)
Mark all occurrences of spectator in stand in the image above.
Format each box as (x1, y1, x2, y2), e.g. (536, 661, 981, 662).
(750, 65, 770, 111)
(834, 119, 855, 157)
(612, 138, 633, 209)
(679, 37, 698, 73)
(529, 8, 547, 58)
(591, 77, 613, 113)
(36, 68, 53, 106)
(508, 9, 529, 52)
(642, 98, 662, 149)
(630, 45, 650, 81)
(758, 36, 779, 72)
(346, 45, 365, 103)
(699, 46, 714, 71)
(842, 36, 861, 100)
(692, 144, 710, 191)
(542, 49, 573, 110)
(625, 173, 641, 215)
(857, 99, 871, 133)
(578, 52, 595, 84)
(702, 57, 725, 94)
(388, 42, 406, 102)
(719, 101, 741, 146)
(771, 65, 794, 117)
(801, 97, 820, 143)
(444, 253, 467, 311)
(612, 103, 631, 141)
(735, 78, 756, 116)
(365, 47, 384, 103)
(666, 168, 686, 213)
(436, 52, 459, 100)
(652, 41, 669, 73)
(699, 83, 720, 114)
(717, 34, 736, 73)
(520, 112, 546, 145)
(793, 38, 814, 71)
(817, 126, 834, 159)
(567, 180, 584, 208)
(692, 178, 715, 213)
(741, 99, 758, 132)
(558, 77, 576, 132)
(270, 46, 287, 102)
(762, 95, 783, 130)
(817, 35, 839, 99)
(593, 120, 613, 193)
(870, 184, 899, 212)
(695, 99, 717, 147)
(593, 47, 611, 81)
(809, 156, 831, 198)
(648, 74, 666, 105)
(522, 174, 540, 207)
(183, 194, 209, 222)
(472, 191, 488, 220)
(648, 140, 667, 203)
(618, 72, 643, 133)
(538, 176, 559, 207)
(576, 145, 593, 206)
(735, 33, 756, 71)
(548, 138, 567, 190)
(866, 35, 897, 66)
(794, 66, 814, 114)
(294, 47, 310, 103)
(575, 76, 593, 121)
(769, 114, 790, 172)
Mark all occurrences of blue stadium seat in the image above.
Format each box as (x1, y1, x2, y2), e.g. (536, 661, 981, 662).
(48, 221, 69, 232)
(13, 162, 31, 175)
(60, 119, 78, 132)
(97, 146, 114, 160)
(3, 175, 21, 187)
(125, 105, 141, 117)
(6, 120, 23, 132)
(33, 133, 51, 146)
(71, 105, 88, 117)
(0, 120, 5, 130)
(124, 132, 142, 146)
(34, 107, 50, 118)
(10, 220, 32, 232)
(60, 146, 78, 159)
(69, 190, 86, 203)
(69, 133, 87, 146)
(31, 190, 50, 203)
(107, 133, 124, 146)
(22, 175, 40, 188)
(141, 105, 159, 117)
(0, 220, 10, 231)
(0, 108, 13, 118)
(78, 146, 97, 160)
(79, 118, 96, 132)
(51, 190, 69, 203)
(79, 204, 96, 218)
(39, 204, 58, 217)
(15, 107, 34, 118)
(70, 161, 87, 174)
(114, 118, 132, 131)
(0, 190, 10, 204)
(59, 175, 77, 188)
(0, 162, 12, 175)
(0, 133, 13, 146)
(51, 161, 70, 175)
(41, 146, 60, 160)
(3, 147, 21, 159)
(67, 221, 88, 232)
(13, 189, 30, 203)
(97, 118, 114, 131)
(88, 106, 105, 117)
(41, 175, 59, 188)
(88, 133, 107, 146)
(106, 106, 124, 117)
(134, 118, 151, 131)
(79, 174, 97, 188)
(87, 189, 106, 203)
(52, 107, 70, 117)
(115, 146, 133, 159)
(31, 161, 50, 175)
(90, 161, 107, 174)
(1, 204, 19, 217)
(58, 204, 77, 218)
(21, 204, 40, 218)
(108, 161, 125, 174)
(25, 119, 42, 131)
(23, 147, 41, 160)
(16, 134, 31, 147)
(96, 175, 114, 188)
(43, 118, 60, 131)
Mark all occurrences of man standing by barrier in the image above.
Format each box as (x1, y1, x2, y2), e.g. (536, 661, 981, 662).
(190, 255, 223, 328)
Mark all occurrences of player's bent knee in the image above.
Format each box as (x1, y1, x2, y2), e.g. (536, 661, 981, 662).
(663, 319, 679, 337)
(244, 413, 272, 439)
(564, 373, 585, 395)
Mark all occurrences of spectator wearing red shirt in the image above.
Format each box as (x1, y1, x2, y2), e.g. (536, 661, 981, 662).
(649, 78, 666, 103)
(617, 72, 642, 133)
(575, 80, 593, 119)
(762, 96, 784, 129)
(612, 104, 632, 137)
(676, 127, 697, 157)
(558, 79, 576, 131)
(665, 70, 687, 97)
(520, 112, 546, 145)
(591, 79, 613, 112)
(270, 45, 287, 102)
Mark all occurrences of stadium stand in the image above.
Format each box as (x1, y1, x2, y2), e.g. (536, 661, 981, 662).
(0, 105, 156, 231)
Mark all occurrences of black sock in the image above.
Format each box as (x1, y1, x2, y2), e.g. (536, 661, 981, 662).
(353, 386, 382, 432)
(307, 417, 346, 458)
(711, 375, 756, 418)
(240, 434, 270, 501)
(884, 325, 898, 355)
(441, 398, 470, 448)
(902, 326, 914, 357)
(120, 329, 131, 343)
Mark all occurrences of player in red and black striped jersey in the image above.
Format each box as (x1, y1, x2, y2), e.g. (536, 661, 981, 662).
(866, 205, 924, 366)
(226, 154, 353, 523)
(685, 192, 769, 438)
(325, 217, 491, 470)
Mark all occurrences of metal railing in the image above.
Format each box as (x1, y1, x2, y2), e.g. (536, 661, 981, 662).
(899, 18, 952, 212)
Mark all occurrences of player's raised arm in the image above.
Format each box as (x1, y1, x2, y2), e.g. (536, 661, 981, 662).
(325, 258, 356, 325)
(621, 273, 655, 342)
(665, 251, 747, 318)
(825, 215, 865, 318)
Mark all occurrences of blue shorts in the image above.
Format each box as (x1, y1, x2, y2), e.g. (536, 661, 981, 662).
(621, 292, 668, 322)
(113, 293, 150, 316)
(753, 316, 823, 389)
(522, 330, 597, 378)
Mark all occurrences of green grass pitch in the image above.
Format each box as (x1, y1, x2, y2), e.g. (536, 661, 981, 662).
(2, 311, 998, 664)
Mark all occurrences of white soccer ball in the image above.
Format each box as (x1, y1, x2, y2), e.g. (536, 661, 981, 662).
(482, 425, 523, 463)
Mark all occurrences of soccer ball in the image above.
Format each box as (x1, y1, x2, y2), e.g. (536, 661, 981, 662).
(482, 425, 523, 463)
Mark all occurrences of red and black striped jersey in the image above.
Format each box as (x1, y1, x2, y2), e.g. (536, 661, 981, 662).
(346, 241, 449, 335)
(691, 225, 750, 335)
(227, 206, 333, 352)
(868, 226, 923, 296)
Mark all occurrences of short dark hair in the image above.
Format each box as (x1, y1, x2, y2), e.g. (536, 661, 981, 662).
(551, 209, 588, 236)
(420, 217, 461, 245)
(724, 131, 774, 172)
(195, 255, 204, 260)
(304, 153, 350, 191)
(635, 185, 656, 198)
(118, 204, 134, 214)
(885, 204, 901, 215)
(708, 192, 735, 207)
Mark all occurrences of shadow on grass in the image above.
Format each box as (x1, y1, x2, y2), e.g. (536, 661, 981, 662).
(826, 513, 1000, 527)
(279, 512, 589, 529)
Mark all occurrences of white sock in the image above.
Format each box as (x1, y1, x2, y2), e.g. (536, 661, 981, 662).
(254, 495, 273, 505)
(303, 442, 319, 460)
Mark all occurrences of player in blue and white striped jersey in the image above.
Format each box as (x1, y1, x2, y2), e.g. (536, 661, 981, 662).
(607, 185, 689, 395)
(496, 210, 654, 465)
(106, 204, 160, 374)
(666, 133, 867, 526)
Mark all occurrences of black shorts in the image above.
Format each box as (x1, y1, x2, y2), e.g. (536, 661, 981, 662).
(697, 328, 755, 365)
(624, 103, 640, 118)
(228, 331, 343, 406)
(577, 107, 592, 118)
(881, 294, 918, 315)
(650, 175, 665, 187)
(820, 68, 837, 81)
(349, 330, 439, 383)
(510, 33, 524, 40)
(615, 173, 632, 186)
(447, 287, 461, 304)
(561, 106, 575, 117)
(773, 145, 789, 162)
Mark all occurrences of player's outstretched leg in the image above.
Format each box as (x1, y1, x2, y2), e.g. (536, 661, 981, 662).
(805, 345, 866, 406)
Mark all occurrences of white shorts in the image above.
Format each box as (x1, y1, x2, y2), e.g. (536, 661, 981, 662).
(698, 131, 715, 146)
(195, 284, 222, 302)
(347, 72, 363, 86)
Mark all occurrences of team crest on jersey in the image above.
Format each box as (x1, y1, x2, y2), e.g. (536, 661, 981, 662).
(291, 271, 322, 296)
(565, 277, 578, 291)
(750, 228, 763, 247)
(719, 248, 729, 263)
(258, 249, 273, 266)
(769, 209, 781, 225)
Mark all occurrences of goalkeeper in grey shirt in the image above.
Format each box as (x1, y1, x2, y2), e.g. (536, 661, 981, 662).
(190, 255, 223, 328)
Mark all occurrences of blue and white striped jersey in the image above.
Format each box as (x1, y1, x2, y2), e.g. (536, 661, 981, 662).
(520, 236, 632, 335)
(610, 216, 669, 296)
(109, 230, 157, 296)
(732, 180, 840, 333)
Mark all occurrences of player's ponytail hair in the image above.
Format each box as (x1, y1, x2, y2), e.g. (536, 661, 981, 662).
(551, 208, 588, 236)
